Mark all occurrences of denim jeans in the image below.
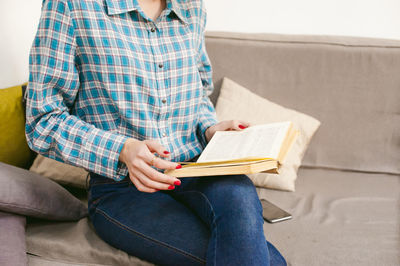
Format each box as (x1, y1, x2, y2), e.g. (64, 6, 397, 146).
(87, 171, 287, 266)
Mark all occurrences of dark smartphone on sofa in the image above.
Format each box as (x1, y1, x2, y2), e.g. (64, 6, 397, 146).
(261, 199, 292, 223)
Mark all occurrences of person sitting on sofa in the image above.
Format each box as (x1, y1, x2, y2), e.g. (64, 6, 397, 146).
(24, 0, 287, 265)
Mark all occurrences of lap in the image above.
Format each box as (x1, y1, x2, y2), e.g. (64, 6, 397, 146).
(87, 172, 262, 266)
(165, 174, 263, 227)
(88, 174, 209, 265)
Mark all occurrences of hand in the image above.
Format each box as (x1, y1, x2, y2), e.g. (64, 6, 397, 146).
(118, 138, 182, 193)
(205, 120, 252, 143)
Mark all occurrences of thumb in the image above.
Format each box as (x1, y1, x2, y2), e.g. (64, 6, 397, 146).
(144, 139, 171, 157)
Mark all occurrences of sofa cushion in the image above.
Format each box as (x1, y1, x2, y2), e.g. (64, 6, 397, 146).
(0, 211, 27, 266)
(29, 154, 89, 189)
(0, 83, 36, 169)
(0, 162, 87, 221)
(215, 77, 320, 191)
(257, 167, 400, 266)
(25, 167, 400, 266)
(27, 254, 108, 266)
(205, 32, 400, 175)
(26, 218, 153, 266)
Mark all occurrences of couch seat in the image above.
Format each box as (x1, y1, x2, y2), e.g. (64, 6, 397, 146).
(26, 167, 400, 266)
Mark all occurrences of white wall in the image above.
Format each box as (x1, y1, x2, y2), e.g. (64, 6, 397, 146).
(204, 0, 400, 40)
(1, 0, 400, 88)
(0, 0, 42, 88)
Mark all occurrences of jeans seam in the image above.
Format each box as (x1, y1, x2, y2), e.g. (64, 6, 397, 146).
(174, 190, 217, 266)
(94, 208, 206, 264)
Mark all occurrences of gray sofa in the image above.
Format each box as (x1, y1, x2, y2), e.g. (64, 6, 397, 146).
(21, 32, 400, 265)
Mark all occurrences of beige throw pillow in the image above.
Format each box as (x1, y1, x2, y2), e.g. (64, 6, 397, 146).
(215, 77, 321, 191)
(29, 154, 89, 189)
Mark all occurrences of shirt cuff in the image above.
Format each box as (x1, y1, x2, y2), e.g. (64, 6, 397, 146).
(81, 126, 129, 181)
(197, 113, 218, 149)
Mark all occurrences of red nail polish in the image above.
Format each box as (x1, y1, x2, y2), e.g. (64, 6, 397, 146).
(163, 151, 170, 154)
(174, 180, 181, 186)
(168, 185, 175, 190)
(239, 125, 246, 129)
(176, 164, 182, 169)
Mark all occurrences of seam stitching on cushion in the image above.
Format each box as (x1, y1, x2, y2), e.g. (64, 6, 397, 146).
(205, 35, 400, 49)
(299, 165, 400, 176)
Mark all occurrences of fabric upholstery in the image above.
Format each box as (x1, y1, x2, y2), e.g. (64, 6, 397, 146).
(0, 211, 27, 266)
(25, 168, 400, 266)
(27, 254, 107, 266)
(29, 154, 89, 189)
(0, 162, 87, 221)
(257, 168, 400, 266)
(215, 77, 320, 191)
(26, 218, 153, 266)
(205, 32, 400, 175)
(0, 84, 36, 169)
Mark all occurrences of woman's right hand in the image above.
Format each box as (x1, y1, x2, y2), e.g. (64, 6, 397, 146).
(118, 138, 182, 193)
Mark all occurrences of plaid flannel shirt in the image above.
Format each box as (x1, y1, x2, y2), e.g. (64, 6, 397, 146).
(25, 0, 218, 181)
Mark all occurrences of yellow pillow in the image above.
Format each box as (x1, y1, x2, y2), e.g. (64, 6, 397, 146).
(0, 83, 36, 169)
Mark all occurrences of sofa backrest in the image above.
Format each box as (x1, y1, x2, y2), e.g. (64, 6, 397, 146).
(205, 32, 400, 175)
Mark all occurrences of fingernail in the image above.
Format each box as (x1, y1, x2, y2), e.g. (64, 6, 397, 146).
(168, 185, 175, 190)
(239, 125, 247, 129)
(163, 150, 170, 154)
(174, 180, 181, 186)
(176, 164, 182, 169)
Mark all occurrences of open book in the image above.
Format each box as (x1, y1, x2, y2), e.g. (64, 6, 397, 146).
(164, 121, 300, 178)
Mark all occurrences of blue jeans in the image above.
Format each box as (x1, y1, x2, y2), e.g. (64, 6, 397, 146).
(87, 172, 287, 266)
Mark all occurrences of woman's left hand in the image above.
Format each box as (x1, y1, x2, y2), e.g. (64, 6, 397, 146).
(205, 120, 252, 143)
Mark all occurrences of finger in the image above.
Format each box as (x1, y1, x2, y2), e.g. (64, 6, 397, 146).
(130, 150, 180, 183)
(128, 170, 158, 193)
(141, 147, 181, 170)
(132, 168, 175, 191)
(238, 120, 251, 129)
(218, 120, 249, 131)
(152, 156, 181, 170)
(230, 120, 250, 130)
(144, 139, 171, 158)
(216, 120, 232, 131)
(139, 160, 180, 185)
(224, 120, 243, 130)
(130, 143, 172, 169)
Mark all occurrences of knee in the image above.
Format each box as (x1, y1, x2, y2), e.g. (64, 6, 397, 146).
(218, 174, 261, 208)
(213, 175, 263, 226)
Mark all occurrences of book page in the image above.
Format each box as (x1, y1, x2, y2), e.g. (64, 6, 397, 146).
(197, 121, 291, 163)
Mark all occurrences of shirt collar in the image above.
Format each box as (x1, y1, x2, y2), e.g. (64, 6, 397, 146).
(105, 0, 188, 24)
(105, 0, 137, 15)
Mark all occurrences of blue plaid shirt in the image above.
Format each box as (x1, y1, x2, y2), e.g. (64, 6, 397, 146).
(25, 0, 218, 181)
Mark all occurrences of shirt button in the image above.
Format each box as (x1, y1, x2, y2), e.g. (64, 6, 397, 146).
(158, 63, 163, 68)
(162, 132, 167, 137)
(162, 99, 166, 104)
(150, 27, 156, 32)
